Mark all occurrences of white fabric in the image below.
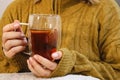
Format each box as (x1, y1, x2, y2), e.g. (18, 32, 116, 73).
(0, 72, 100, 80)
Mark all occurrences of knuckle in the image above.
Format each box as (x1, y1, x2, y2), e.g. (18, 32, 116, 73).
(4, 51, 13, 58)
(2, 27, 5, 32)
(48, 63, 57, 70)
(3, 24, 11, 32)
(4, 43, 9, 51)
(2, 25, 8, 32)
(2, 33, 7, 40)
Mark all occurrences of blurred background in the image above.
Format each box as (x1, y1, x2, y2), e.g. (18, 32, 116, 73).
(0, 0, 13, 18)
(0, 0, 120, 18)
(116, 0, 120, 5)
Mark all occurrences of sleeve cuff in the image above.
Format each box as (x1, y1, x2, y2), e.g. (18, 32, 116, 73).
(50, 48, 76, 77)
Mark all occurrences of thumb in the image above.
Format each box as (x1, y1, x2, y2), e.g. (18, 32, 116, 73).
(13, 20, 22, 32)
(51, 51, 62, 60)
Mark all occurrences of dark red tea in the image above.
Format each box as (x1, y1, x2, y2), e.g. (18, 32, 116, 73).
(30, 29, 57, 60)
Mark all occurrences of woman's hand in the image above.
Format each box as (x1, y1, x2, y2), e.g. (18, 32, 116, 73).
(2, 20, 27, 58)
(27, 51, 62, 77)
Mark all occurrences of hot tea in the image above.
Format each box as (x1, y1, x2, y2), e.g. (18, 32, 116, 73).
(28, 14, 61, 60)
(30, 29, 57, 60)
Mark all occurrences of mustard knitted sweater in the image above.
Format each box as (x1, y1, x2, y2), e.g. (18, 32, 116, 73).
(0, 0, 120, 80)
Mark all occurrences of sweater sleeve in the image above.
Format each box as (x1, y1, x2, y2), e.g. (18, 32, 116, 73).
(50, 0, 120, 80)
(0, 1, 29, 73)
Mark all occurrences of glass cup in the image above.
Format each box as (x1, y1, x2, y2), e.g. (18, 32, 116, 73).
(28, 14, 61, 60)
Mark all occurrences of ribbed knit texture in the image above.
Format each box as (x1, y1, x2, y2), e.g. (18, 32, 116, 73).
(0, 0, 120, 80)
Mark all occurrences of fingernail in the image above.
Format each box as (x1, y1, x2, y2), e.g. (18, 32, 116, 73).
(52, 53, 59, 58)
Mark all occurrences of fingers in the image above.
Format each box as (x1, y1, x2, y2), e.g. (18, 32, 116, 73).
(3, 23, 19, 32)
(2, 32, 25, 44)
(2, 37, 27, 58)
(27, 57, 51, 77)
(4, 38, 27, 51)
(27, 51, 63, 77)
(33, 55, 57, 71)
(3, 20, 21, 32)
(2, 20, 27, 58)
(27, 59, 40, 77)
(2, 35, 27, 58)
(4, 46, 26, 58)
